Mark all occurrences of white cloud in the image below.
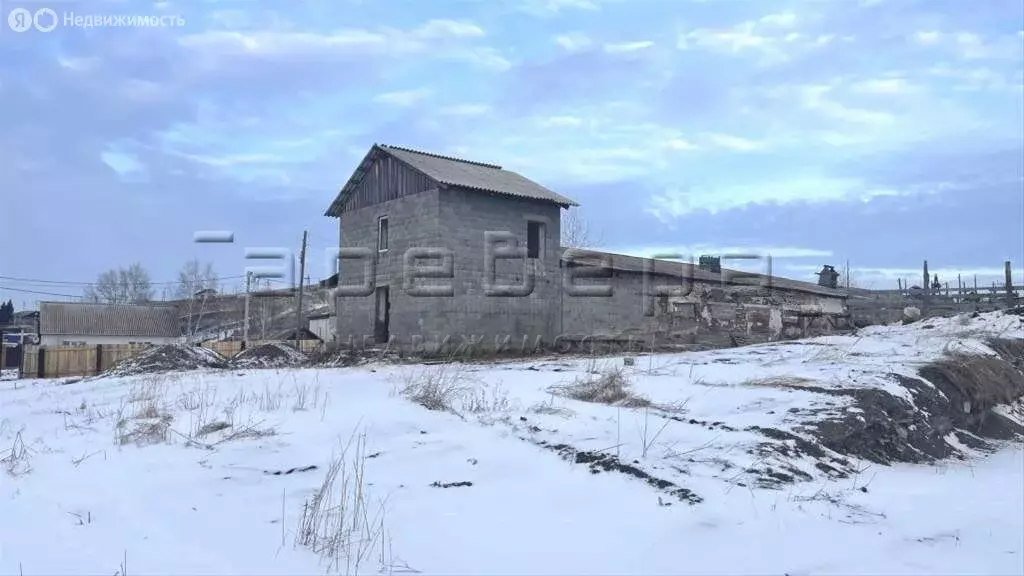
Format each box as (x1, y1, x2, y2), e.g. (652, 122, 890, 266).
(665, 138, 699, 151)
(677, 14, 823, 63)
(911, 30, 1024, 60)
(554, 32, 592, 51)
(177, 19, 510, 70)
(374, 88, 432, 106)
(439, 103, 491, 116)
(614, 244, 832, 260)
(647, 176, 902, 218)
(519, 0, 600, 16)
(414, 19, 485, 39)
(913, 30, 942, 45)
(538, 115, 586, 127)
(58, 57, 99, 71)
(758, 12, 797, 28)
(799, 85, 894, 124)
(850, 77, 916, 94)
(603, 40, 654, 53)
(436, 105, 705, 185)
(701, 133, 765, 151)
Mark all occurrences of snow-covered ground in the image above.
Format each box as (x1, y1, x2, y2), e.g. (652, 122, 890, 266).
(1, 312, 1022, 575)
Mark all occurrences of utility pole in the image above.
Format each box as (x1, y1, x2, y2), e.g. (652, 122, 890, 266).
(1006, 260, 1015, 307)
(294, 230, 308, 349)
(243, 271, 251, 345)
(261, 278, 268, 340)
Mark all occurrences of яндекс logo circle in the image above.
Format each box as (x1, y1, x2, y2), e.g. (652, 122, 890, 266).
(33, 8, 58, 32)
(7, 7, 33, 32)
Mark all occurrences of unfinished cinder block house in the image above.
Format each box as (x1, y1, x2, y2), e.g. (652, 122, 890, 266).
(325, 144, 850, 351)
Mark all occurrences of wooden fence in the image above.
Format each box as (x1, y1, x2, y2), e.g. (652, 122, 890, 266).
(16, 340, 324, 379)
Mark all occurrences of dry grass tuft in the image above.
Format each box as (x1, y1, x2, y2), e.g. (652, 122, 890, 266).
(1, 429, 32, 476)
(398, 363, 513, 419)
(295, 431, 392, 575)
(550, 364, 651, 407)
(399, 363, 475, 414)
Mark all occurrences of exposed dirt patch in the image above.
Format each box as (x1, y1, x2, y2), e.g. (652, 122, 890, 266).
(430, 480, 473, 488)
(264, 465, 319, 476)
(231, 342, 308, 369)
(747, 337, 1024, 481)
(534, 440, 702, 504)
(105, 345, 228, 377)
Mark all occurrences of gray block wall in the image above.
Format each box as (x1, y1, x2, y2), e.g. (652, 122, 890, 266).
(336, 187, 564, 350)
(561, 270, 683, 337)
(423, 188, 562, 348)
(336, 189, 442, 346)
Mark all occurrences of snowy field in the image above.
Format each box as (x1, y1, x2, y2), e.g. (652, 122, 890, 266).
(1, 312, 1022, 575)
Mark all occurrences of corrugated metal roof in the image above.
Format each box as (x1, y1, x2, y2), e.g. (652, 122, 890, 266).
(39, 302, 181, 337)
(561, 249, 849, 298)
(325, 144, 578, 216)
(382, 145, 578, 207)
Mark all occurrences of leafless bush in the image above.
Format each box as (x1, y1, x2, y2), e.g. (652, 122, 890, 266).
(295, 432, 391, 575)
(195, 421, 231, 437)
(461, 383, 511, 414)
(115, 413, 172, 446)
(528, 392, 576, 418)
(550, 365, 651, 407)
(399, 364, 475, 414)
(113, 386, 174, 446)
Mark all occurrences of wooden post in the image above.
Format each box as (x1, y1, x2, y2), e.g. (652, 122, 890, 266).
(243, 272, 251, 346)
(944, 282, 949, 297)
(898, 278, 903, 293)
(1006, 260, 1015, 307)
(95, 344, 103, 376)
(37, 347, 45, 378)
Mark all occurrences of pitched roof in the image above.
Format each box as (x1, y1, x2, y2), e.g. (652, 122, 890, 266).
(326, 144, 577, 216)
(39, 302, 181, 337)
(561, 249, 848, 298)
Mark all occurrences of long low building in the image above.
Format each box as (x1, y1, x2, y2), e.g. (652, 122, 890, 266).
(325, 144, 850, 352)
(38, 301, 182, 347)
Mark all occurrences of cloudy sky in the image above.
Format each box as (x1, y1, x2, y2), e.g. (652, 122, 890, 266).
(1, 0, 1021, 306)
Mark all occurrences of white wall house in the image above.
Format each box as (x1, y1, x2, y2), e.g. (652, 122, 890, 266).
(38, 301, 182, 347)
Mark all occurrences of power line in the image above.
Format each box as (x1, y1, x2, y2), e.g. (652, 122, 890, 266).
(0, 274, 251, 287)
(0, 285, 83, 298)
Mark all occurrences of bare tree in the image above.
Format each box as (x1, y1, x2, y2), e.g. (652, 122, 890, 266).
(83, 263, 153, 304)
(175, 260, 219, 343)
(175, 260, 218, 299)
(561, 207, 602, 249)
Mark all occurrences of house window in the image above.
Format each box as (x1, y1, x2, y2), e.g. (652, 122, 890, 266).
(527, 221, 544, 259)
(377, 216, 389, 252)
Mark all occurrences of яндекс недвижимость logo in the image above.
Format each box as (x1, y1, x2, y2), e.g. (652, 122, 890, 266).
(6, 5, 184, 32)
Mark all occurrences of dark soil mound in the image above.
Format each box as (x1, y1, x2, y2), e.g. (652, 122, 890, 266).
(231, 342, 307, 369)
(744, 338, 1024, 486)
(106, 344, 228, 377)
